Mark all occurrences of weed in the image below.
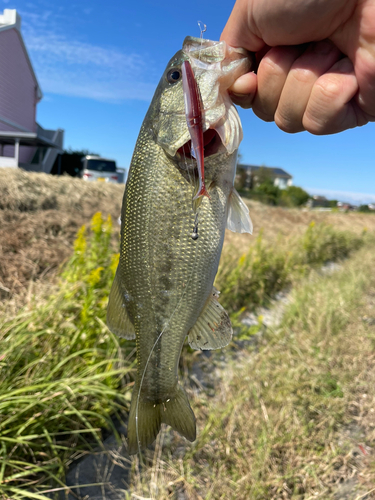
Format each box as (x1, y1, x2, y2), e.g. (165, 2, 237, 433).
(0, 213, 134, 499)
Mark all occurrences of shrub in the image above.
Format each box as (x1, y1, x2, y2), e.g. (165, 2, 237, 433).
(216, 223, 365, 314)
(280, 186, 310, 207)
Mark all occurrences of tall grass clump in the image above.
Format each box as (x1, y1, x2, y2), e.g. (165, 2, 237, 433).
(297, 220, 363, 265)
(217, 222, 365, 313)
(0, 213, 134, 499)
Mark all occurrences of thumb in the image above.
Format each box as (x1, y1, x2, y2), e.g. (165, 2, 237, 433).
(228, 72, 258, 109)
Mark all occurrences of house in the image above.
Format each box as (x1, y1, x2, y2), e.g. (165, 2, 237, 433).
(337, 201, 357, 211)
(236, 164, 293, 190)
(0, 9, 63, 173)
(306, 195, 332, 209)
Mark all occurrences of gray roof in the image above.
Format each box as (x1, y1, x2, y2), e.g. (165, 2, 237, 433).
(238, 164, 292, 179)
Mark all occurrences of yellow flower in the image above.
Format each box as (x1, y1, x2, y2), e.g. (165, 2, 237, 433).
(88, 266, 104, 287)
(91, 212, 103, 235)
(238, 253, 247, 266)
(74, 225, 86, 255)
(104, 214, 113, 234)
(110, 253, 120, 276)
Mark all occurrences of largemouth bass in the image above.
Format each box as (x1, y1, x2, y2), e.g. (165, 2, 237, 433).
(107, 37, 252, 455)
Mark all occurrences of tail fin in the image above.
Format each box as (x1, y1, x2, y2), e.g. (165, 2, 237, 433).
(127, 385, 196, 455)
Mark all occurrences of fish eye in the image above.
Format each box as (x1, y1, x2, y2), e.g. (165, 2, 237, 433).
(166, 68, 181, 84)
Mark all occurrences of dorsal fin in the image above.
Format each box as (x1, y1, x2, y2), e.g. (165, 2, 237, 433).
(188, 287, 232, 350)
(106, 272, 135, 339)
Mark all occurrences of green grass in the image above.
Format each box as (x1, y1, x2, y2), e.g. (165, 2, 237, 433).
(216, 221, 365, 314)
(0, 215, 372, 498)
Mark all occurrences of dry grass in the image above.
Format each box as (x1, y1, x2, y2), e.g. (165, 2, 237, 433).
(0, 167, 125, 212)
(1, 167, 374, 302)
(0, 168, 124, 299)
(223, 202, 375, 255)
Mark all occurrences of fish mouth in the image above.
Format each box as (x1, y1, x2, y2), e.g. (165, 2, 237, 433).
(177, 129, 222, 160)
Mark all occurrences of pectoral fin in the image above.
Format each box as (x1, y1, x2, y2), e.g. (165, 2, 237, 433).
(226, 188, 253, 234)
(106, 272, 135, 339)
(188, 287, 233, 350)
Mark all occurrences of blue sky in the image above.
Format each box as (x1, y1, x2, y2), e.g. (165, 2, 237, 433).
(6, 0, 375, 204)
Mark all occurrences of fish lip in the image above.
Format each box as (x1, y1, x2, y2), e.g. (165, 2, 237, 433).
(176, 128, 223, 161)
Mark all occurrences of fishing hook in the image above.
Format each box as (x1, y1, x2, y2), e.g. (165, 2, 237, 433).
(191, 212, 199, 240)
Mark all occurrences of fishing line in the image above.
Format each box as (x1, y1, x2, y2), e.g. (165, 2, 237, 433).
(182, 138, 194, 189)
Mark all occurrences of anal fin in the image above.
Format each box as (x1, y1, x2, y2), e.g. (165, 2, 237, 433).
(106, 272, 135, 339)
(188, 287, 233, 350)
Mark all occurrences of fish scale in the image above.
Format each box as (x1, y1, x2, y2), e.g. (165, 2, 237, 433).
(107, 37, 253, 454)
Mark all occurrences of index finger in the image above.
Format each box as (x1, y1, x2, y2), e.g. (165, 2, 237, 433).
(220, 0, 265, 51)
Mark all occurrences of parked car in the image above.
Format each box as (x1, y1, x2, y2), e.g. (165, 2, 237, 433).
(81, 155, 119, 183)
(116, 168, 127, 184)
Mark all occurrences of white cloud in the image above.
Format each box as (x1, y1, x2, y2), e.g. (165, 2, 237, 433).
(306, 187, 375, 205)
(19, 9, 156, 102)
(38, 72, 155, 102)
(25, 30, 142, 69)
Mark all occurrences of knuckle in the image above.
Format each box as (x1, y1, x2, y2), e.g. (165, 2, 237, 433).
(253, 106, 275, 122)
(258, 54, 286, 79)
(290, 68, 314, 86)
(302, 113, 326, 135)
(275, 111, 303, 133)
(302, 106, 335, 135)
(302, 76, 346, 134)
(314, 75, 344, 102)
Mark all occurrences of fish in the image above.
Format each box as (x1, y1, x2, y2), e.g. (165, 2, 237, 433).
(107, 36, 253, 455)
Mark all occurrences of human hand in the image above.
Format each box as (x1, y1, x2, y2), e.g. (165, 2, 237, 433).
(220, 0, 375, 134)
